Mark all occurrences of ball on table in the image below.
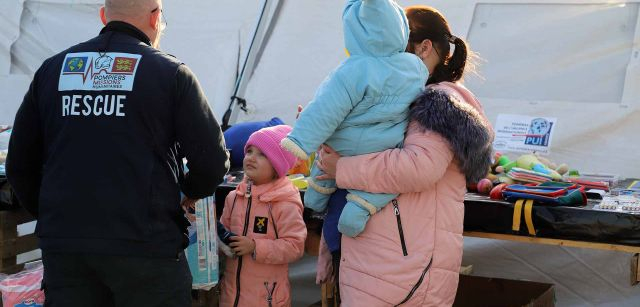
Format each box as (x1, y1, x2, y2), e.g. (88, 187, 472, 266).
(477, 178, 493, 195)
(490, 183, 508, 200)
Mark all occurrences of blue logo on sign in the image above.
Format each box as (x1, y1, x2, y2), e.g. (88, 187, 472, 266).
(524, 118, 552, 147)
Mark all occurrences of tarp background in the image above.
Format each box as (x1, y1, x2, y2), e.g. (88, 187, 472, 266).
(2, 1, 640, 306)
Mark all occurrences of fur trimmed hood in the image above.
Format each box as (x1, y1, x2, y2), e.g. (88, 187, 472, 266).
(410, 87, 494, 183)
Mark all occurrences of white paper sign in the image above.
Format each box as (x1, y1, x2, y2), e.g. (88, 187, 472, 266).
(493, 114, 557, 155)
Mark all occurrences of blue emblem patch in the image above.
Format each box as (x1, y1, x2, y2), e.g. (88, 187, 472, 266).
(63, 57, 88, 73)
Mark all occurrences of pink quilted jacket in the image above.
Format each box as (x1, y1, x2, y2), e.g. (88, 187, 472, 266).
(219, 177, 307, 307)
(335, 82, 491, 306)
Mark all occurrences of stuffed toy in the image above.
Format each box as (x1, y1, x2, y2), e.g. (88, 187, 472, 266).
(516, 154, 562, 180)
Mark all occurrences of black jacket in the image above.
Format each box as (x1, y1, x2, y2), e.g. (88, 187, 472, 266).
(6, 22, 230, 257)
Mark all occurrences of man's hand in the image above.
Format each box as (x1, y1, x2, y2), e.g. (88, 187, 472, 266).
(229, 236, 256, 256)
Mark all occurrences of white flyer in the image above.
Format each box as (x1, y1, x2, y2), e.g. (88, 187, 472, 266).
(493, 114, 557, 155)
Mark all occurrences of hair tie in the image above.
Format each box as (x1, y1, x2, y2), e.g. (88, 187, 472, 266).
(448, 34, 458, 44)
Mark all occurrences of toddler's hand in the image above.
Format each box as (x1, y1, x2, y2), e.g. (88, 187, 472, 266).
(338, 202, 370, 237)
(229, 236, 256, 256)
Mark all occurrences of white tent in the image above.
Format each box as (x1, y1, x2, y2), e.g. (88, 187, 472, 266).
(2, 0, 638, 176)
(2, 1, 640, 306)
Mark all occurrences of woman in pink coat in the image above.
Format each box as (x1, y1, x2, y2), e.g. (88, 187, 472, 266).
(317, 6, 494, 306)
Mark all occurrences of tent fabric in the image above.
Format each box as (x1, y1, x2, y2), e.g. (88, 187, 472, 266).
(3, 0, 638, 178)
(0, 0, 260, 124)
(235, 0, 640, 178)
(2, 1, 640, 306)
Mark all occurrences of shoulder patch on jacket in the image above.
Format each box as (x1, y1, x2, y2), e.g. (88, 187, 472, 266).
(253, 216, 268, 234)
(59, 52, 141, 91)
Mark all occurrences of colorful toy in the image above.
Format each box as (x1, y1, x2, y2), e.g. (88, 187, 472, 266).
(491, 152, 502, 169)
(477, 178, 494, 195)
(495, 154, 516, 173)
(486, 172, 499, 183)
(535, 154, 557, 170)
(490, 183, 508, 200)
(507, 167, 554, 184)
(498, 176, 516, 185)
(487, 153, 572, 187)
(535, 154, 570, 176)
(516, 154, 562, 180)
(556, 163, 569, 175)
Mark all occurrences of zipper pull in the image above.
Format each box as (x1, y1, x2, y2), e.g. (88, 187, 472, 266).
(246, 180, 252, 197)
(264, 282, 274, 303)
(393, 199, 399, 216)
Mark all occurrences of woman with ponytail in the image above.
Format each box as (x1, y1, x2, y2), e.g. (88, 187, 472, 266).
(316, 5, 493, 306)
(406, 5, 469, 85)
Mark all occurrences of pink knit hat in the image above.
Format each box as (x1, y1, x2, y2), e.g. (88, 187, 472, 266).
(244, 125, 297, 178)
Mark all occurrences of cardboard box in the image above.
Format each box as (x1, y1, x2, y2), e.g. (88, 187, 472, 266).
(454, 275, 555, 307)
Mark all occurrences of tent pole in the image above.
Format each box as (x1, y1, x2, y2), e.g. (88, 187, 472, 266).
(222, 0, 283, 130)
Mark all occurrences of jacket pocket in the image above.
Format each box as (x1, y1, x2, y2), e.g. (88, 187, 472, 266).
(394, 257, 433, 306)
(392, 199, 408, 256)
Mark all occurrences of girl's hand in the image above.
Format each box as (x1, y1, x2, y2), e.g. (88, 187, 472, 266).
(180, 196, 198, 212)
(229, 236, 256, 256)
(316, 144, 341, 180)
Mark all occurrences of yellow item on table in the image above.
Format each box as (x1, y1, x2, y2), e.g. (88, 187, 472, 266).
(288, 174, 308, 189)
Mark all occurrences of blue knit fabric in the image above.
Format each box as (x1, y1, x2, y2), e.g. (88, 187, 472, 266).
(323, 189, 348, 253)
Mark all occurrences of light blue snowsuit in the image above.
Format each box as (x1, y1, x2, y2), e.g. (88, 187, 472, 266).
(281, 0, 428, 237)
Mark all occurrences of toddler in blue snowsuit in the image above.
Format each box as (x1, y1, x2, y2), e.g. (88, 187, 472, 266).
(281, 0, 427, 237)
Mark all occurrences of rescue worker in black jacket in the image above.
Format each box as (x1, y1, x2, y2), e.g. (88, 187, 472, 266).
(5, 0, 229, 305)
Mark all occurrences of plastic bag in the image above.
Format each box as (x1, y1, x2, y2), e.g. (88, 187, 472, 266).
(0, 261, 45, 307)
(184, 197, 220, 290)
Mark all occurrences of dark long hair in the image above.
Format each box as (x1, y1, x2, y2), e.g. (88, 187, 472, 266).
(405, 6, 475, 85)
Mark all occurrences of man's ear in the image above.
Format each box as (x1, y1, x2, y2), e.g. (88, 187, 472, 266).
(150, 9, 160, 30)
(99, 6, 107, 25)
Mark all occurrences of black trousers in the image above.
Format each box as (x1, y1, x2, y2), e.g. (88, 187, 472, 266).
(42, 251, 192, 307)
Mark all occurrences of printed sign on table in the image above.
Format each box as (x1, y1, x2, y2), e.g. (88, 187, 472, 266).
(493, 114, 557, 155)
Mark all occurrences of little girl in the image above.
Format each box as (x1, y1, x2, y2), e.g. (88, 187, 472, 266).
(219, 125, 307, 307)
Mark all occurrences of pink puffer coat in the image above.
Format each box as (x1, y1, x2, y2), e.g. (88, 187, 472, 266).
(336, 82, 493, 306)
(219, 177, 307, 307)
